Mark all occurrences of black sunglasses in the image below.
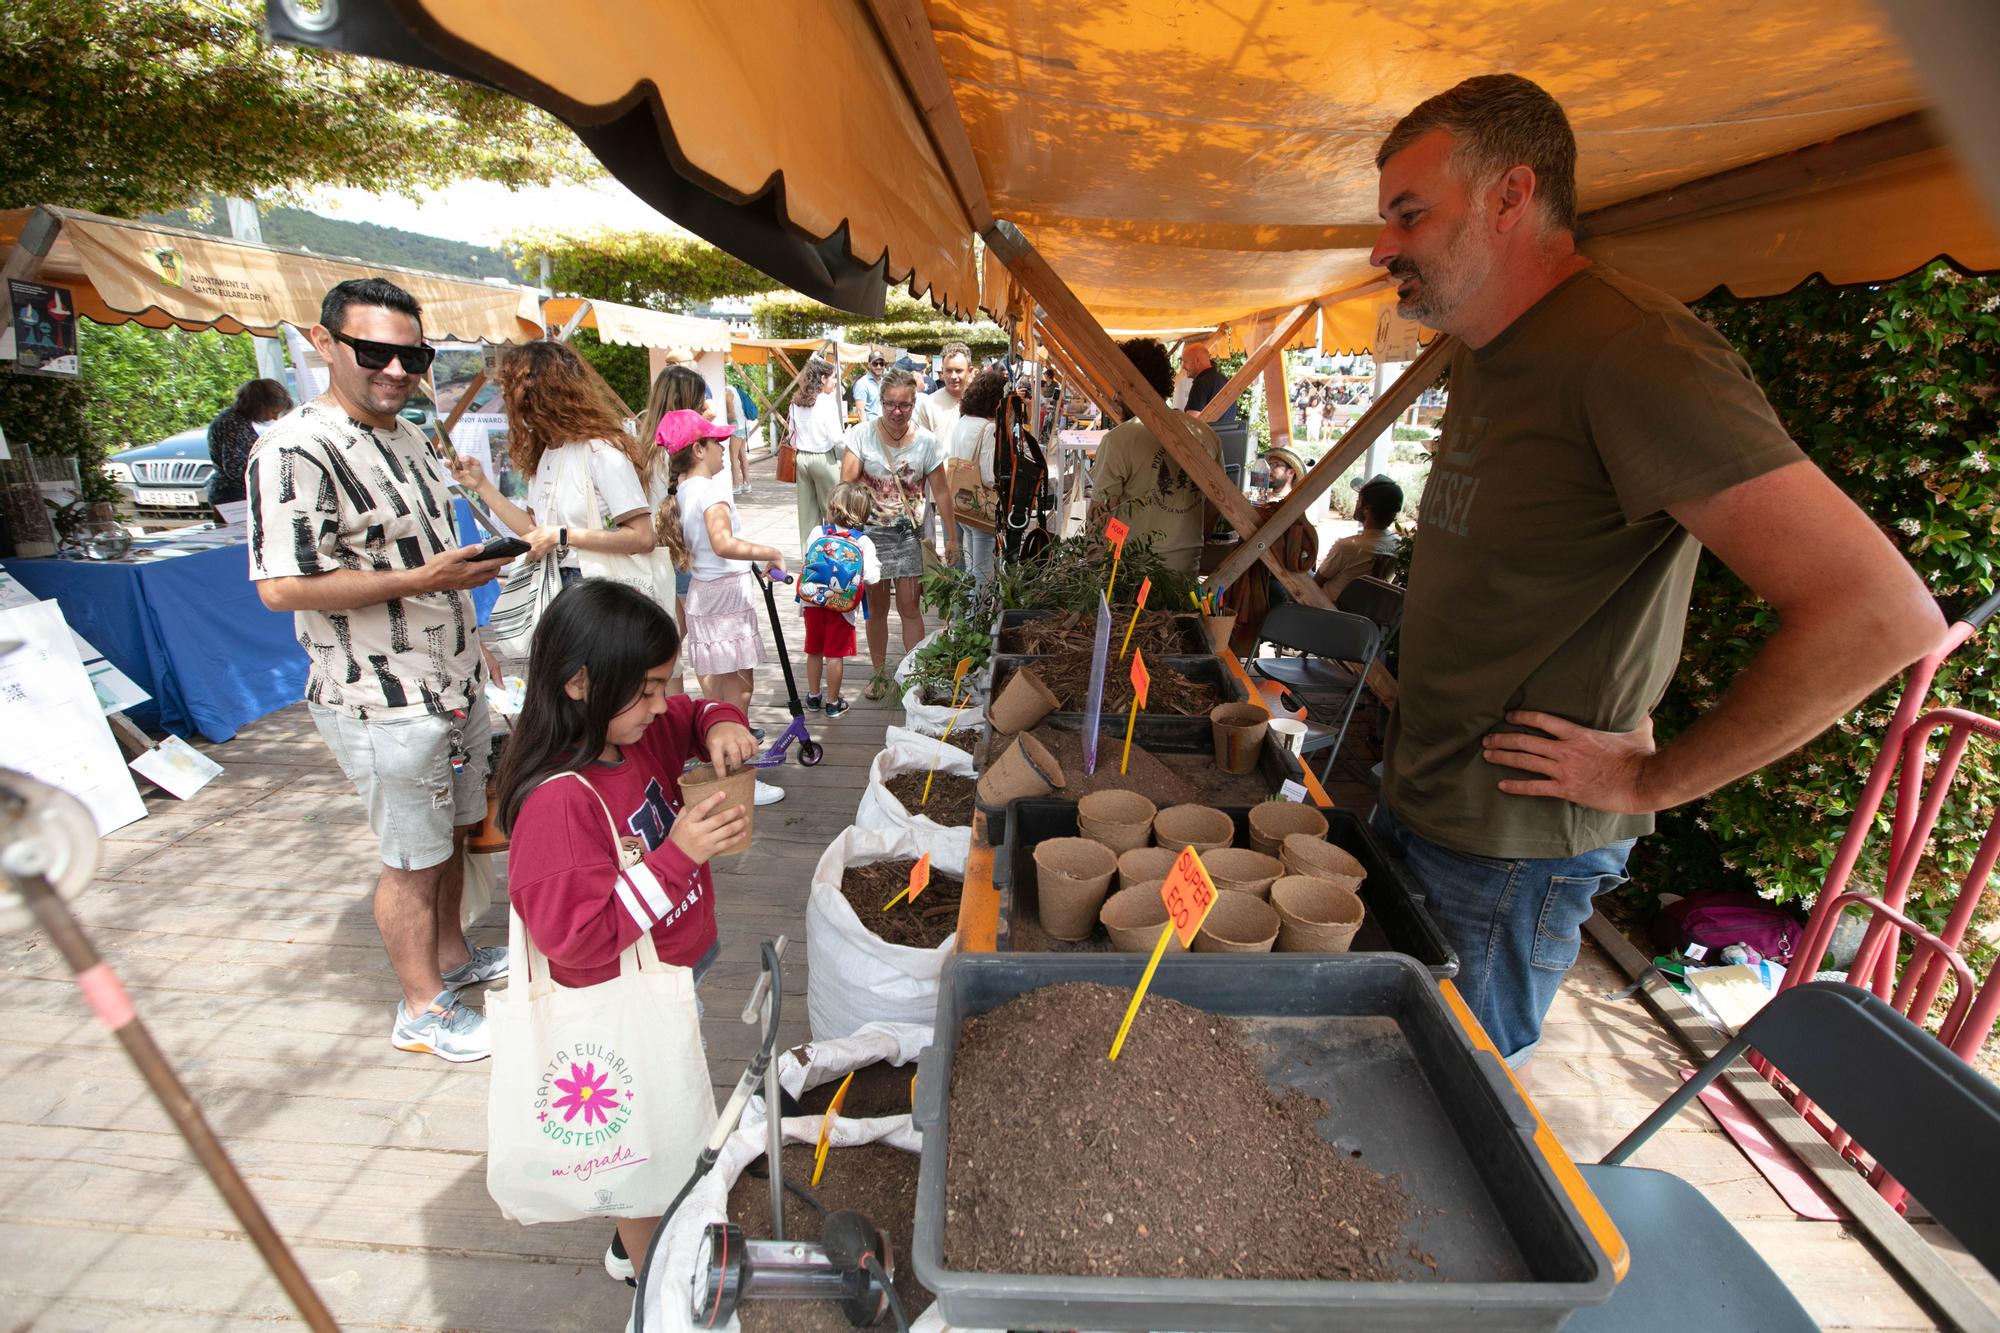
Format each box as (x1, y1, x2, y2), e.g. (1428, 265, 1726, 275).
(330, 330, 436, 374)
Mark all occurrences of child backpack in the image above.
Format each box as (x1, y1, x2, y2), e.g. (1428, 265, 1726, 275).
(799, 526, 866, 613)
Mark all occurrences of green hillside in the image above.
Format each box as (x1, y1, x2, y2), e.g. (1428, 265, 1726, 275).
(144, 198, 520, 282)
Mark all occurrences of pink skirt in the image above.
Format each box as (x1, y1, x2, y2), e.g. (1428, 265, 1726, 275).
(684, 572, 767, 677)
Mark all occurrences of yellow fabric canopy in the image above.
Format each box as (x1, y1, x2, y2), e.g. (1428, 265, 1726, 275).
(320, 0, 1998, 350)
(0, 207, 544, 344)
(540, 296, 736, 352)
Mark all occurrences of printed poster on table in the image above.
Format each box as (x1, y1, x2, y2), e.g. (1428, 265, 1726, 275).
(8, 280, 79, 376)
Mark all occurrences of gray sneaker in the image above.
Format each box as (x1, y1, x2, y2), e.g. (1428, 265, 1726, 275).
(391, 991, 491, 1063)
(440, 944, 510, 989)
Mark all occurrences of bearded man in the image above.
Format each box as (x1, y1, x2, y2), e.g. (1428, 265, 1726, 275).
(1364, 75, 1941, 1066)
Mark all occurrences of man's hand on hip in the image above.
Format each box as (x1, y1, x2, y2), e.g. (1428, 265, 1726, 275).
(1484, 710, 1659, 814)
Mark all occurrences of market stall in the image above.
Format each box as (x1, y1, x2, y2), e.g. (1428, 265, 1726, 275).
(271, 4, 2000, 1329)
(0, 205, 546, 739)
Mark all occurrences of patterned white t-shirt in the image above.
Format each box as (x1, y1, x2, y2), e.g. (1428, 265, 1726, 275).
(247, 399, 482, 719)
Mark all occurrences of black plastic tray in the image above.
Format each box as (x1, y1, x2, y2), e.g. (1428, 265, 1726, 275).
(988, 652, 1244, 722)
(994, 607, 1213, 656)
(912, 953, 1616, 1332)
(998, 800, 1457, 978)
(974, 713, 1306, 846)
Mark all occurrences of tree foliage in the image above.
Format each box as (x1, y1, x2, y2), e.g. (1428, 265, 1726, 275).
(568, 329, 651, 415)
(511, 228, 782, 309)
(0, 0, 599, 216)
(150, 197, 517, 281)
(752, 290, 1008, 355)
(78, 321, 257, 450)
(1634, 263, 2000, 953)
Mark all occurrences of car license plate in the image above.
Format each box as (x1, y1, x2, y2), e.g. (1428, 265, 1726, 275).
(144, 489, 209, 508)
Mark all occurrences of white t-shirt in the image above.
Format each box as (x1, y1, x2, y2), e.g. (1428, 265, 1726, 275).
(677, 470, 749, 581)
(789, 395, 845, 455)
(527, 439, 652, 569)
(948, 415, 998, 486)
(841, 419, 947, 527)
(914, 386, 963, 443)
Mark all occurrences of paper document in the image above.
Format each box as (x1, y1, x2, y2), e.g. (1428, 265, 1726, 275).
(130, 735, 223, 800)
(0, 601, 146, 833)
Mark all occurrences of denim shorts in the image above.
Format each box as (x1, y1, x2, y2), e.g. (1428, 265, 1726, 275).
(1370, 800, 1632, 1064)
(310, 696, 491, 872)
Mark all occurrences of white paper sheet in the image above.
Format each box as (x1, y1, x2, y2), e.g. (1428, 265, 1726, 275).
(130, 734, 223, 800)
(0, 601, 146, 833)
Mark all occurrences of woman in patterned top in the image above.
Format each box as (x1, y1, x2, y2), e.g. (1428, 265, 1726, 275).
(207, 377, 293, 509)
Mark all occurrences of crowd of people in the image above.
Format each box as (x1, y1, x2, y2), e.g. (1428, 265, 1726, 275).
(222, 68, 1944, 1319)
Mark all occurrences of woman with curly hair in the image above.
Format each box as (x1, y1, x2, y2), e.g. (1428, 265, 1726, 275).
(449, 340, 657, 582)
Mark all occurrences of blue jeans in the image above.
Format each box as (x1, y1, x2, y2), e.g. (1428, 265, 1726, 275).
(1370, 801, 1632, 1063)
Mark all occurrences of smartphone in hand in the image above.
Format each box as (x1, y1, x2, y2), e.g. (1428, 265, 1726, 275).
(475, 535, 531, 562)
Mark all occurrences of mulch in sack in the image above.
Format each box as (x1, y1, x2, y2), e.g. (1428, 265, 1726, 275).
(896, 628, 989, 737)
(638, 1109, 959, 1333)
(806, 824, 964, 1041)
(769, 1021, 932, 1127)
(857, 736, 977, 858)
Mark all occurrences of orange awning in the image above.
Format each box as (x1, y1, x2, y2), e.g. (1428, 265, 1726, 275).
(273, 0, 1999, 353)
(540, 296, 737, 352)
(1, 207, 544, 343)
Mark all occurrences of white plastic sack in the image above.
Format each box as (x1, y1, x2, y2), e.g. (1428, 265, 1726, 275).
(856, 739, 976, 865)
(638, 1109, 954, 1333)
(773, 1020, 934, 1119)
(896, 628, 988, 736)
(461, 849, 504, 930)
(806, 824, 963, 1041)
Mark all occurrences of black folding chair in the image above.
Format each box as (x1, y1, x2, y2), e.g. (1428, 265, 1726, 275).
(1567, 981, 2000, 1330)
(1248, 603, 1382, 784)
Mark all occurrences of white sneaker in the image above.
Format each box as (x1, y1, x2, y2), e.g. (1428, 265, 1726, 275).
(753, 780, 786, 806)
(391, 990, 491, 1063)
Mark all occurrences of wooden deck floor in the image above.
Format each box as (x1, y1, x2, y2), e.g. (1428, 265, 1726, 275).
(2, 462, 1994, 1329)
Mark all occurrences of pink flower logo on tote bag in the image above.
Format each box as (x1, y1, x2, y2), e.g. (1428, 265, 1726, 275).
(552, 1061, 622, 1126)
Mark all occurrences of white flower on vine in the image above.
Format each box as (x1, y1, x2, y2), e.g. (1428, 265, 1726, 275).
(1880, 374, 1898, 384)
(1906, 456, 1934, 473)
(1971, 451, 1991, 472)
(1830, 406, 1850, 421)
(1807, 763, 1824, 775)
(1917, 422, 1942, 437)
(1898, 517, 1922, 536)
(1983, 295, 2000, 313)
(1935, 392, 1954, 408)
(1696, 817, 1710, 830)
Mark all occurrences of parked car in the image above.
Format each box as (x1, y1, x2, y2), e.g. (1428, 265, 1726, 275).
(104, 427, 215, 524)
(105, 402, 464, 524)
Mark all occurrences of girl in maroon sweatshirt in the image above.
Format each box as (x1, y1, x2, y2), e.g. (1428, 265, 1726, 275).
(496, 578, 758, 1281)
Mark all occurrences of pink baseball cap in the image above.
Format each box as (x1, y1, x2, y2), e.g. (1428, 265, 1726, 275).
(655, 409, 733, 452)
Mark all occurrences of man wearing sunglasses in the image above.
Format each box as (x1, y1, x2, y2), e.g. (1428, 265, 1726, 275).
(248, 277, 513, 1064)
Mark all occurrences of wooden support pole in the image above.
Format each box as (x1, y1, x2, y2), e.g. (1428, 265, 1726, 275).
(1207, 335, 1455, 591)
(1264, 358, 1293, 452)
(1194, 301, 1317, 424)
(1035, 320, 1125, 422)
(983, 221, 1329, 608)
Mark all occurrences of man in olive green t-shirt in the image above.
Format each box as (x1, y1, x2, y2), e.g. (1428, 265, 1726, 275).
(1366, 76, 1941, 1064)
(1089, 337, 1223, 574)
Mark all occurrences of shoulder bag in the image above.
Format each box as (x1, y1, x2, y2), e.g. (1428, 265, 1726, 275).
(485, 771, 716, 1224)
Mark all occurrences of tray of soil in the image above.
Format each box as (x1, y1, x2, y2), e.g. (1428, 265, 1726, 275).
(911, 955, 1617, 1332)
(881, 770, 978, 827)
(841, 858, 965, 950)
(998, 800, 1457, 977)
(995, 607, 1212, 656)
(989, 652, 1241, 721)
(973, 713, 1309, 846)
(727, 1139, 933, 1332)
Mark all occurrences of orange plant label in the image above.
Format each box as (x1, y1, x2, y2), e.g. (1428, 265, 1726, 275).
(1104, 516, 1129, 552)
(1134, 576, 1151, 609)
(952, 656, 974, 686)
(907, 852, 932, 903)
(1159, 846, 1219, 949)
(1129, 649, 1150, 708)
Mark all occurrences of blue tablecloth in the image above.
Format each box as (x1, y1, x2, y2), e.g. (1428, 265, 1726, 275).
(5, 545, 303, 743)
(6, 504, 500, 744)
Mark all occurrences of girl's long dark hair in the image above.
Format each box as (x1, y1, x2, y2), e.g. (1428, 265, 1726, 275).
(496, 579, 681, 834)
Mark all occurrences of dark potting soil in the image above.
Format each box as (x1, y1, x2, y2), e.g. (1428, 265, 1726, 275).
(996, 656, 1220, 717)
(795, 1058, 918, 1120)
(884, 770, 977, 826)
(1002, 610, 1203, 656)
(729, 1142, 934, 1333)
(944, 981, 1411, 1283)
(840, 859, 964, 948)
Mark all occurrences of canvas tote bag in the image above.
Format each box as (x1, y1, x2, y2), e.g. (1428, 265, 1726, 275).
(567, 442, 680, 617)
(485, 773, 716, 1225)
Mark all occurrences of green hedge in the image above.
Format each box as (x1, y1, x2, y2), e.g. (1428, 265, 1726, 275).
(1632, 262, 1999, 953)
